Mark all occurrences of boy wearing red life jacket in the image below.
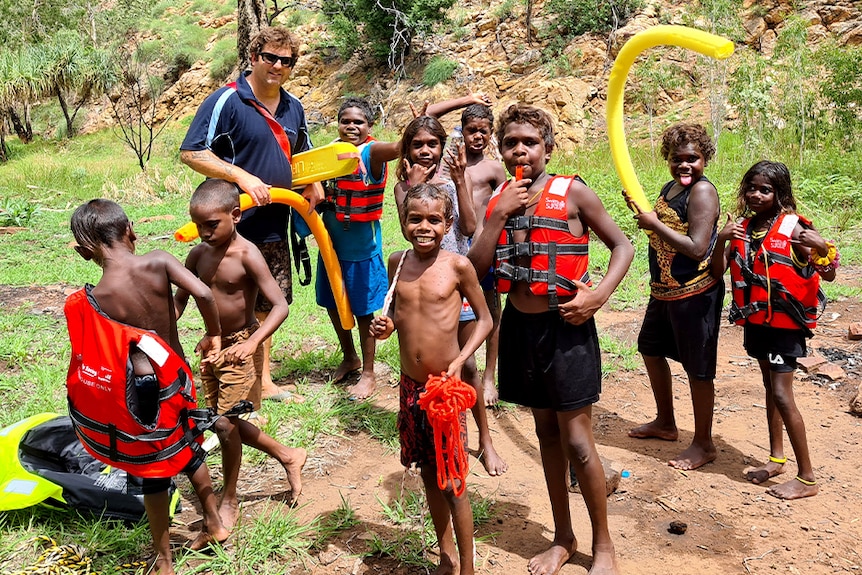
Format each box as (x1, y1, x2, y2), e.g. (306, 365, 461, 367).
(66, 199, 228, 575)
(469, 104, 632, 575)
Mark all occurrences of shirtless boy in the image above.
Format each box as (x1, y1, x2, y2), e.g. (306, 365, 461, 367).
(68, 199, 228, 575)
(469, 104, 633, 575)
(175, 179, 307, 526)
(460, 104, 507, 405)
(371, 183, 492, 575)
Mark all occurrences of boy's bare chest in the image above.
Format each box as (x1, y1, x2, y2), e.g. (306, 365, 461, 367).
(196, 254, 250, 294)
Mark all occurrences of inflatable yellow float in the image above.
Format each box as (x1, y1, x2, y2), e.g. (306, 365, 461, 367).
(175, 142, 359, 330)
(607, 25, 734, 215)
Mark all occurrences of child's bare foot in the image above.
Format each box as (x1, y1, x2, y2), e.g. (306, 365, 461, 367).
(280, 447, 307, 506)
(482, 378, 498, 407)
(478, 441, 508, 476)
(332, 357, 361, 383)
(150, 554, 175, 575)
(668, 443, 717, 470)
(260, 379, 282, 400)
(628, 420, 678, 441)
(187, 528, 230, 552)
(767, 476, 818, 500)
(433, 553, 458, 575)
(588, 542, 619, 575)
(745, 459, 786, 484)
(347, 371, 376, 400)
(218, 498, 240, 530)
(528, 539, 577, 575)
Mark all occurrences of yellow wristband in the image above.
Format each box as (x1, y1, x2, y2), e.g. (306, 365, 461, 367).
(810, 242, 836, 266)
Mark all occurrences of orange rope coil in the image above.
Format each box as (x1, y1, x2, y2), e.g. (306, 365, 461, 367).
(417, 373, 476, 496)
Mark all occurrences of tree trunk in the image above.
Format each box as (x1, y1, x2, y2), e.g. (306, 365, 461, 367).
(8, 107, 32, 144)
(0, 125, 7, 162)
(237, 0, 267, 71)
(56, 87, 76, 138)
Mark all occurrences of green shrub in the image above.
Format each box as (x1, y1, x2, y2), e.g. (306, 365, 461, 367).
(208, 36, 239, 80)
(422, 56, 458, 86)
(541, 0, 642, 39)
(321, 0, 456, 69)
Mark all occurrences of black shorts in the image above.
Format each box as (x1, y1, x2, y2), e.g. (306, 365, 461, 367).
(637, 280, 724, 381)
(498, 302, 601, 412)
(744, 324, 807, 373)
(139, 455, 204, 494)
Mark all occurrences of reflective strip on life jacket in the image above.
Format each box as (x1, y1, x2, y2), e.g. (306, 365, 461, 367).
(487, 176, 591, 309)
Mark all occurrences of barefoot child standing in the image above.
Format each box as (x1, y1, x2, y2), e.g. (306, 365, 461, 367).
(394, 115, 508, 477)
(66, 199, 229, 575)
(469, 104, 632, 575)
(626, 123, 724, 471)
(371, 183, 493, 575)
(711, 160, 834, 500)
(175, 180, 307, 525)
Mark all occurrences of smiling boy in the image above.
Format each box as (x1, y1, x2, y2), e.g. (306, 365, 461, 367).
(469, 104, 632, 575)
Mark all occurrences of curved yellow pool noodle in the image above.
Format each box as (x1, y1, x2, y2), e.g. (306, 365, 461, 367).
(177, 189, 355, 331)
(607, 25, 734, 214)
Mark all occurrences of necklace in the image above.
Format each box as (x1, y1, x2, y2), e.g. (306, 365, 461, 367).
(526, 188, 542, 208)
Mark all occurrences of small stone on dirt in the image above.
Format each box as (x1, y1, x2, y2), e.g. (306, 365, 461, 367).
(668, 521, 687, 535)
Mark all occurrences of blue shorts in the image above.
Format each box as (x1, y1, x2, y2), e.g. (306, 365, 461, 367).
(315, 253, 387, 317)
(459, 298, 476, 322)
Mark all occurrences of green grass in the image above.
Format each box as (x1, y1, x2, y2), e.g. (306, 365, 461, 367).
(367, 486, 497, 566)
(1, 100, 861, 573)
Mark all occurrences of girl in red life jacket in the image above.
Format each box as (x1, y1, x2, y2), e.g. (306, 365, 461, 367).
(711, 160, 837, 500)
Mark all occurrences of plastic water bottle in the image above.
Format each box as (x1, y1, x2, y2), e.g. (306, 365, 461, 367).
(437, 126, 463, 181)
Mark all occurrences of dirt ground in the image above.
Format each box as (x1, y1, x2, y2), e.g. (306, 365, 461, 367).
(4, 277, 862, 575)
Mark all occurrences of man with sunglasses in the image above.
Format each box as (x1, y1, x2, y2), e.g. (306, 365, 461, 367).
(181, 26, 323, 400)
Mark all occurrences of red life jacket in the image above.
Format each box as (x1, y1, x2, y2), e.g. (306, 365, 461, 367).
(325, 138, 386, 228)
(486, 175, 591, 310)
(64, 287, 213, 478)
(728, 213, 826, 335)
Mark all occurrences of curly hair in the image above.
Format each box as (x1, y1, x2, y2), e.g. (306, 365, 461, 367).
(660, 123, 715, 163)
(338, 97, 377, 126)
(248, 27, 300, 62)
(495, 104, 555, 154)
(736, 160, 796, 217)
(399, 183, 454, 226)
(395, 116, 447, 182)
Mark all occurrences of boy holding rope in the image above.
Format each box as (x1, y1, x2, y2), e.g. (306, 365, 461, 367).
(370, 183, 492, 575)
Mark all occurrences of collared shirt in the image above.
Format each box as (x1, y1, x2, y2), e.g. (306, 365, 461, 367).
(181, 72, 312, 243)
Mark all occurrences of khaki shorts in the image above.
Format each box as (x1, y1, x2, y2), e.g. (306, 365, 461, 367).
(202, 324, 263, 414)
(256, 239, 292, 310)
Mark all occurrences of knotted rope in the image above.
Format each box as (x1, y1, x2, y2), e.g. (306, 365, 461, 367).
(417, 372, 476, 496)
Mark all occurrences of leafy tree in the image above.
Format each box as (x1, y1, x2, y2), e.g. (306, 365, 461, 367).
(108, 50, 169, 170)
(43, 31, 116, 137)
(630, 53, 687, 152)
(321, 0, 456, 75)
(818, 42, 862, 143)
(773, 15, 816, 163)
(541, 0, 642, 39)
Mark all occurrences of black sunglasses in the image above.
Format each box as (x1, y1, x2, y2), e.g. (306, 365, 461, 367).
(258, 51, 297, 68)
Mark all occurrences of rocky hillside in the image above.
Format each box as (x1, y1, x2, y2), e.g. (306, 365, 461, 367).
(136, 0, 862, 150)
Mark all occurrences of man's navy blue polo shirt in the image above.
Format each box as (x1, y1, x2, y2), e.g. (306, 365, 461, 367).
(181, 72, 312, 244)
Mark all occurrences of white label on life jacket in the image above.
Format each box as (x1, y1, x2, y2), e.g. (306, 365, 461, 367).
(777, 214, 798, 237)
(548, 177, 572, 197)
(137, 334, 169, 368)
